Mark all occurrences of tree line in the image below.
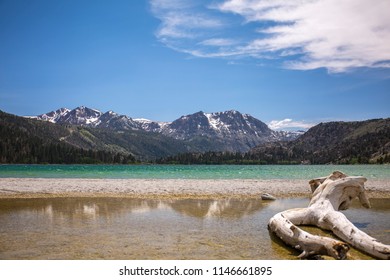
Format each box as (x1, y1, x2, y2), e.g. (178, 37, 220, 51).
(155, 151, 300, 165)
(156, 145, 390, 165)
(0, 120, 135, 164)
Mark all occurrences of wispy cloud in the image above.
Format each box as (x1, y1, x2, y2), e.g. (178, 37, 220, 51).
(199, 38, 238, 47)
(268, 119, 316, 130)
(151, 0, 225, 40)
(150, 0, 390, 73)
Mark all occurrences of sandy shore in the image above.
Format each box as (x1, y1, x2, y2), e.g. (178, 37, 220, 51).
(0, 178, 389, 199)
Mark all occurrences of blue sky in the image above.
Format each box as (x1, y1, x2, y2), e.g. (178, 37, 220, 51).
(0, 0, 389, 130)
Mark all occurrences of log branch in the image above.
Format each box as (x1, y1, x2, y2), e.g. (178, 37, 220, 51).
(269, 212, 349, 259)
(268, 171, 390, 259)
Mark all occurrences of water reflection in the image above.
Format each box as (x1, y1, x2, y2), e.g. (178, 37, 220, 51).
(0, 197, 388, 221)
(0, 197, 388, 260)
(0, 198, 268, 221)
(169, 198, 264, 218)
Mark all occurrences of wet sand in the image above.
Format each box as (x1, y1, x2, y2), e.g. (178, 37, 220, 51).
(0, 178, 389, 199)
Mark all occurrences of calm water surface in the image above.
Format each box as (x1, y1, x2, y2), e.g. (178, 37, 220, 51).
(0, 164, 389, 179)
(0, 197, 389, 260)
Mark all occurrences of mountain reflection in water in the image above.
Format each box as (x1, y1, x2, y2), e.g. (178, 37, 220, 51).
(0, 198, 268, 220)
(0, 197, 388, 260)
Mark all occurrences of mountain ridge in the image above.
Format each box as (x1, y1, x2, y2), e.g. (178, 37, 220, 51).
(2, 108, 388, 164)
(32, 106, 302, 152)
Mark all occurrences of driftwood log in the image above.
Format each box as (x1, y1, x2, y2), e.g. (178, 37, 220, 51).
(268, 171, 390, 259)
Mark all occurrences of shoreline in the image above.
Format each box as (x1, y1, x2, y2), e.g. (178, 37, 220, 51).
(0, 178, 389, 199)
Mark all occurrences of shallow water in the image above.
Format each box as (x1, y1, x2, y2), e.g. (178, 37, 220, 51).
(0, 197, 389, 260)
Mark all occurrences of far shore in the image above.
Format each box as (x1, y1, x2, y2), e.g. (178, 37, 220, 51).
(0, 178, 389, 199)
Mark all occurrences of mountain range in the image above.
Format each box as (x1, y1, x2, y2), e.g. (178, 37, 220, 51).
(33, 106, 302, 152)
(1, 106, 388, 164)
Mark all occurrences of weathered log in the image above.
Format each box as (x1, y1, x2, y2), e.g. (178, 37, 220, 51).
(268, 171, 390, 259)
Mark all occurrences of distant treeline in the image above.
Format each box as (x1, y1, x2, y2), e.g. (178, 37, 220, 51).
(155, 151, 301, 165)
(156, 149, 390, 165)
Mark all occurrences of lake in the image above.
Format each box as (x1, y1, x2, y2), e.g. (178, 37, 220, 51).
(0, 164, 389, 179)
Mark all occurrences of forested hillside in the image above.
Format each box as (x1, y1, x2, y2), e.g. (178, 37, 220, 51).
(158, 119, 390, 165)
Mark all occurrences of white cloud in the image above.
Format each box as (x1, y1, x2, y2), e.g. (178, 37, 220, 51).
(199, 38, 238, 47)
(157, 13, 224, 39)
(150, 0, 390, 73)
(268, 119, 316, 130)
(220, 0, 390, 72)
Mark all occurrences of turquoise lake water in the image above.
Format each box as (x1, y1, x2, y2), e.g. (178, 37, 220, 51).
(0, 164, 389, 179)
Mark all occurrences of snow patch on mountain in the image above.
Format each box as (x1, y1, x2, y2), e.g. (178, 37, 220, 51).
(36, 108, 70, 123)
(133, 118, 169, 132)
(204, 113, 223, 131)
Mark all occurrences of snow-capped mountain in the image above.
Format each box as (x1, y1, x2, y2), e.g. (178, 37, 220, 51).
(35, 107, 70, 123)
(56, 106, 102, 126)
(156, 110, 299, 151)
(274, 130, 306, 141)
(36, 106, 141, 130)
(34, 106, 302, 152)
(162, 110, 273, 139)
(97, 110, 140, 130)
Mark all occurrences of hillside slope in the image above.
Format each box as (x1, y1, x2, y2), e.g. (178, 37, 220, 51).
(250, 118, 390, 164)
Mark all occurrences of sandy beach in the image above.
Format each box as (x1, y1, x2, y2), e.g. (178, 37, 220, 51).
(0, 178, 389, 199)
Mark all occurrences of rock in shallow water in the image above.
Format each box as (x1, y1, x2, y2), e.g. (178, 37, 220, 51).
(261, 193, 276, 200)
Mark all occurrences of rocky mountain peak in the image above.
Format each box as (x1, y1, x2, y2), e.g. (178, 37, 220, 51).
(36, 107, 70, 123)
(56, 106, 102, 126)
